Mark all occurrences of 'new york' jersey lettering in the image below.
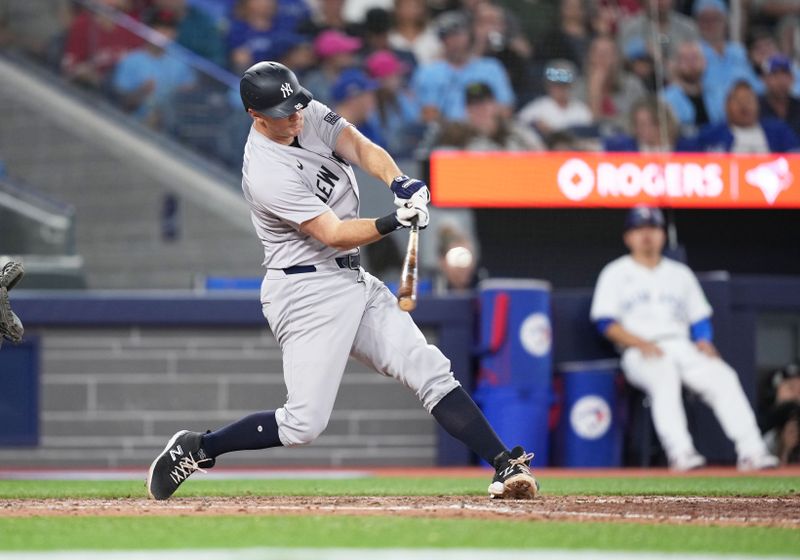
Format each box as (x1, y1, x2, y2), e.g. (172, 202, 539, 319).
(315, 165, 340, 203)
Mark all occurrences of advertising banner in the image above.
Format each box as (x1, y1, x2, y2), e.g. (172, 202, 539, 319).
(430, 151, 800, 208)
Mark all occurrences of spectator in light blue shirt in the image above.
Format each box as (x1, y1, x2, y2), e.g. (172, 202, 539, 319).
(411, 11, 514, 123)
(695, 0, 763, 117)
(113, 11, 196, 126)
(662, 40, 718, 136)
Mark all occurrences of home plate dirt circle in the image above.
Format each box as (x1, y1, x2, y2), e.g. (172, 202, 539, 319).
(3, 496, 800, 527)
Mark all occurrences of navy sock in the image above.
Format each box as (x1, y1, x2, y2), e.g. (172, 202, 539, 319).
(201, 411, 283, 459)
(431, 387, 507, 465)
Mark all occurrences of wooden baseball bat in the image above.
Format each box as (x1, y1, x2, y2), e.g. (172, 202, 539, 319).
(397, 224, 419, 312)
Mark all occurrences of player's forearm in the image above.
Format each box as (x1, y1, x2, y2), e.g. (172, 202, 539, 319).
(355, 138, 402, 186)
(327, 218, 385, 251)
(604, 322, 650, 349)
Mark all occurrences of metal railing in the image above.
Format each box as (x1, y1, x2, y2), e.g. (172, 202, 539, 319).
(0, 174, 85, 288)
(56, 0, 249, 172)
(0, 175, 76, 256)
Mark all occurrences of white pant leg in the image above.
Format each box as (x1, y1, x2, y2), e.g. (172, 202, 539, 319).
(349, 272, 460, 413)
(263, 269, 367, 447)
(621, 346, 696, 460)
(671, 340, 768, 459)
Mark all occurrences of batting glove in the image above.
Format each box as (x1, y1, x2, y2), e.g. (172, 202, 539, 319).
(391, 175, 430, 209)
(396, 202, 429, 229)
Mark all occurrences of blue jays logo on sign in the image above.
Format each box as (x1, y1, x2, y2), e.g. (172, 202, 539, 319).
(745, 157, 793, 204)
(570, 395, 612, 440)
(519, 313, 551, 357)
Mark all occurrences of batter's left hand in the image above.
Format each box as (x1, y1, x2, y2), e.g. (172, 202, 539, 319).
(396, 202, 429, 229)
(391, 175, 430, 208)
(696, 340, 719, 358)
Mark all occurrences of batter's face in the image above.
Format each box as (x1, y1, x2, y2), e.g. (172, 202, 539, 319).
(252, 109, 305, 144)
(624, 226, 666, 258)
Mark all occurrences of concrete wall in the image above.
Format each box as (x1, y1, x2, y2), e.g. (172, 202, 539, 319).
(0, 327, 437, 468)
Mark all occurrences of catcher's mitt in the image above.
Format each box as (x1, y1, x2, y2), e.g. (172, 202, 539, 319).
(0, 261, 24, 291)
(0, 261, 24, 345)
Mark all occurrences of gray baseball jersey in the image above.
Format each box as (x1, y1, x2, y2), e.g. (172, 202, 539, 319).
(242, 100, 359, 274)
(240, 101, 460, 448)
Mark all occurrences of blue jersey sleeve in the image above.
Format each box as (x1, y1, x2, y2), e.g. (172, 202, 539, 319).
(594, 318, 616, 337)
(690, 317, 714, 342)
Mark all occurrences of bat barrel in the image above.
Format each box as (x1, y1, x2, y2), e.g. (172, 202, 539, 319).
(397, 225, 419, 312)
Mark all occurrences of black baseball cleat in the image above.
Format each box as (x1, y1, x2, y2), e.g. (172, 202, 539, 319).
(488, 446, 539, 500)
(147, 430, 214, 500)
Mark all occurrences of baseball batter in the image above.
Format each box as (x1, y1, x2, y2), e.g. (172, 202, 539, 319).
(590, 207, 778, 471)
(147, 62, 538, 500)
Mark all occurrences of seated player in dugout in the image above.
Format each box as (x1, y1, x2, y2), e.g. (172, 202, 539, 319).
(147, 62, 538, 500)
(590, 206, 779, 471)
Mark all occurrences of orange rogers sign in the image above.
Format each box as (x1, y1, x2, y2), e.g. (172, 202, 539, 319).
(429, 151, 800, 208)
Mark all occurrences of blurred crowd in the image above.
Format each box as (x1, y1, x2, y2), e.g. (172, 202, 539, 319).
(4, 0, 800, 160)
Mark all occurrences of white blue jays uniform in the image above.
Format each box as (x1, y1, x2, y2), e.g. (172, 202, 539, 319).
(241, 100, 460, 447)
(590, 255, 769, 463)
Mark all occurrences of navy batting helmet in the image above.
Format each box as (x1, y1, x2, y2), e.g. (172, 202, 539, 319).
(240, 61, 313, 118)
(625, 206, 665, 231)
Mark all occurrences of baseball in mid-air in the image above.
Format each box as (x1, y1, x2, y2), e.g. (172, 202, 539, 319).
(445, 246, 474, 268)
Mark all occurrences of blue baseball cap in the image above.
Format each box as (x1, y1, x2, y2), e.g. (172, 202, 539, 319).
(623, 37, 650, 61)
(693, 0, 727, 15)
(268, 32, 309, 62)
(625, 206, 665, 231)
(764, 54, 792, 74)
(331, 69, 378, 104)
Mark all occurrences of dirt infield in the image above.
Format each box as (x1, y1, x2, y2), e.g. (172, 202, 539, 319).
(3, 495, 799, 527)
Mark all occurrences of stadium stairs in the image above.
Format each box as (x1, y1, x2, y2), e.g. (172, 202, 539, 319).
(0, 53, 263, 289)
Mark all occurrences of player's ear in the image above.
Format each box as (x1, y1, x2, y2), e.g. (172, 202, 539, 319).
(622, 230, 634, 251)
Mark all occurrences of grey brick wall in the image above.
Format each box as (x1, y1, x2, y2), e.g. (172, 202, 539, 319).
(0, 327, 438, 468)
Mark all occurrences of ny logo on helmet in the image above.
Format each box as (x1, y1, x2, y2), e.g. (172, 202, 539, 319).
(280, 82, 293, 98)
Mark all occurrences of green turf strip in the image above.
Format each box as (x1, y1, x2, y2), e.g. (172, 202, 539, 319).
(0, 517, 798, 554)
(0, 476, 798, 499)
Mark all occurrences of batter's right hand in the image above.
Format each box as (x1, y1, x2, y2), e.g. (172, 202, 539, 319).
(396, 203, 429, 229)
